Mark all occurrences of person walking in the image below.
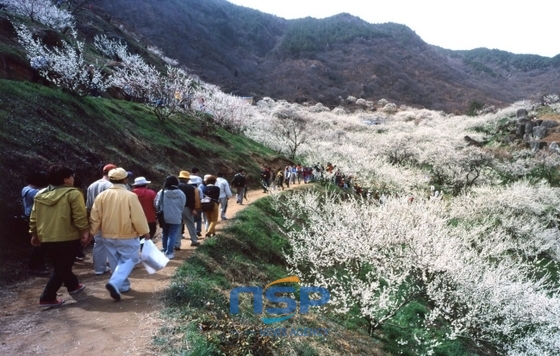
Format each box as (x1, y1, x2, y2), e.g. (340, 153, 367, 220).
(30, 165, 91, 307)
(177, 171, 200, 248)
(290, 165, 298, 185)
(90, 168, 150, 301)
(87, 163, 116, 275)
(22, 171, 49, 275)
(275, 169, 284, 190)
(260, 167, 272, 193)
(131, 177, 157, 240)
(216, 172, 232, 220)
(189, 167, 203, 236)
(231, 168, 246, 205)
(202, 176, 220, 237)
(284, 166, 291, 188)
(155, 176, 186, 259)
(296, 164, 303, 184)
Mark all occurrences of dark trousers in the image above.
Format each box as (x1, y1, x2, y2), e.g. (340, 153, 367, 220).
(194, 213, 202, 234)
(40, 239, 80, 302)
(28, 245, 47, 270)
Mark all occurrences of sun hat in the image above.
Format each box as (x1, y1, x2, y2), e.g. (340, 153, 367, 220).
(178, 170, 191, 179)
(108, 167, 128, 180)
(132, 176, 151, 186)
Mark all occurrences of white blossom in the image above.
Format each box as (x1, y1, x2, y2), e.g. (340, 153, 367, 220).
(1, 0, 74, 30)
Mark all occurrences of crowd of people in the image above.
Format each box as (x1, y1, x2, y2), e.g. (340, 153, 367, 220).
(256, 162, 365, 195)
(259, 164, 316, 192)
(24, 164, 243, 307)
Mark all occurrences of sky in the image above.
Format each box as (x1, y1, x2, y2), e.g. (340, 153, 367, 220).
(227, 0, 559, 57)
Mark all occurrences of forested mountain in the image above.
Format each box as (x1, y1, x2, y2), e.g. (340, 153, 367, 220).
(21, 0, 560, 112)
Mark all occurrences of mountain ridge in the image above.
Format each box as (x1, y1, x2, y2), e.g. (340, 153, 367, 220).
(10, 0, 560, 113)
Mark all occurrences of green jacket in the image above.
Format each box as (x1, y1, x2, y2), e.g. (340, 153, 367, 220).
(29, 186, 89, 243)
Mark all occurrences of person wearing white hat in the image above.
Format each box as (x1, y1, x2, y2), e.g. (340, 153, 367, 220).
(90, 168, 150, 301)
(132, 177, 157, 240)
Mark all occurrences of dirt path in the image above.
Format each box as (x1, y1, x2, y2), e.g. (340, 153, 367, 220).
(0, 186, 290, 355)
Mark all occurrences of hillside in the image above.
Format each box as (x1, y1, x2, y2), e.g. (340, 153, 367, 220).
(88, 0, 560, 113)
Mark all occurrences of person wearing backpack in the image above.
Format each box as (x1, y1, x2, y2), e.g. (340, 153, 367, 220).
(176, 171, 200, 248)
(201, 176, 220, 237)
(231, 168, 247, 205)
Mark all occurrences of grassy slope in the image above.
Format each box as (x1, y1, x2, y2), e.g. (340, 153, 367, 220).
(0, 79, 287, 282)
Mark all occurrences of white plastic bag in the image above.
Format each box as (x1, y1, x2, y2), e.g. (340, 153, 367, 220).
(141, 239, 169, 274)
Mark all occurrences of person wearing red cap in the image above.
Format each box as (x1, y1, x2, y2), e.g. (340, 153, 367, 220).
(86, 163, 116, 275)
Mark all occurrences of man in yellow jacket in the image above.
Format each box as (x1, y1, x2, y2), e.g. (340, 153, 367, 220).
(30, 165, 91, 308)
(90, 167, 149, 301)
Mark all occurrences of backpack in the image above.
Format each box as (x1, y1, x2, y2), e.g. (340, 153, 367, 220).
(231, 173, 246, 188)
(200, 196, 216, 212)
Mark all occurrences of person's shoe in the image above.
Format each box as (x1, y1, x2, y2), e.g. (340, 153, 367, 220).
(221, 217, 228, 221)
(39, 299, 65, 308)
(190, 242, 201, 247)
(95, 266, 111, 275)
(121, 288, 131, 294)
(174, 247, 181, 251)
(69, 284, 86, 295)
(196, 232, 202, 237)
(105, 283, 121, 301)
(165, 253, 175, 259)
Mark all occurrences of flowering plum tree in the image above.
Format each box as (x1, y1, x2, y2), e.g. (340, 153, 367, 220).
(195, 84, 252, 134)
(94, 35, 195, 121)
(1, 0, 74, 30)
(422, 145, 495, 195)
(272, 183, 560, 354)
(14, 24, 106, 96)
(495, 149, 560, 185)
